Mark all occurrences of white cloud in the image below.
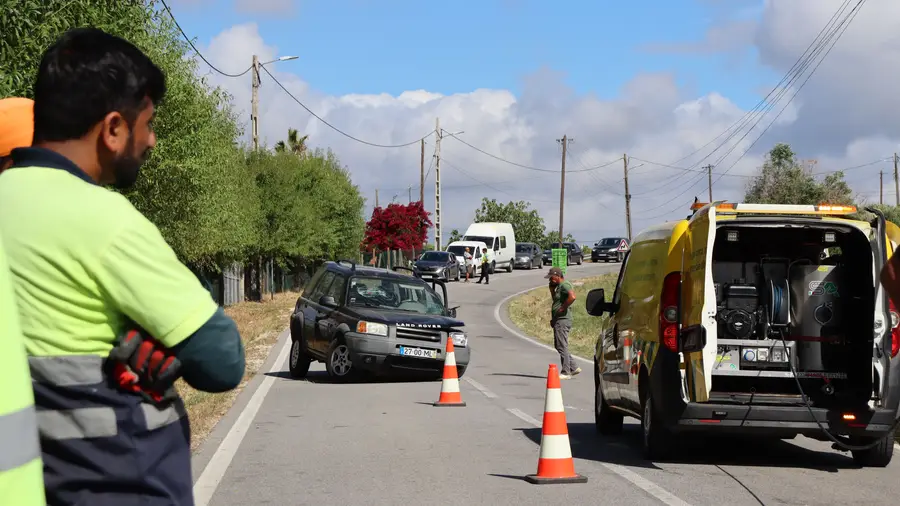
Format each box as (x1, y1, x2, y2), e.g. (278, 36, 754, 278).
(191, 1, 900, 246)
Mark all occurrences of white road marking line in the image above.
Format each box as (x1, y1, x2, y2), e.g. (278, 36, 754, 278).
(193, 335, 292, 506)
(507, 407, 542, 427)
(507, 406, 693, 506)
(464, 377, 498, 398)
(493, 285, 592, 365)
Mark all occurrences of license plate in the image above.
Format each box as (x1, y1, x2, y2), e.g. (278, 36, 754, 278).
(399, 346, 437, 359)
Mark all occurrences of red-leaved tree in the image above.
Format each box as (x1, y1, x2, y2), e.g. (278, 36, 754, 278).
(364, 201, 432, 252)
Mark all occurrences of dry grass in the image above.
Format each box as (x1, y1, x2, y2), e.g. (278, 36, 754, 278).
(177, 291, 300, 451)
(508, 274, 618, 360)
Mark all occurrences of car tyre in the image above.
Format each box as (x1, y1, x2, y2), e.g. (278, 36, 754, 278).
(325, 337, 355, 382)
(455, 267, 461, 281)
(595, 363, 623, 435)
(617, 252, 624, 262)
(641, 388, 673, 461)
(457, 365, 467, 378)
(526, 260, 533, 270)
(577, 255, 583, 265)
(288, 338, 312, 379)
(851, 431, 895, 467)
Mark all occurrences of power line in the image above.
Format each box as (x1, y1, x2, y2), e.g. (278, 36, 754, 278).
(260, 65, 434, 148)
(439, 157, 559, 203)
(159, 0, 252, 78)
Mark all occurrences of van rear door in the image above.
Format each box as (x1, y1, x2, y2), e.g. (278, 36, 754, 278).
(681, 204, 718, 403)
(873, 211, 898, 404)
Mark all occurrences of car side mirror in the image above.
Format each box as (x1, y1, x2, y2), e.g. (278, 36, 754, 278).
(448, 306, 459, 318)
(585, 288, 615, 316)
(319, 295, 338, 308)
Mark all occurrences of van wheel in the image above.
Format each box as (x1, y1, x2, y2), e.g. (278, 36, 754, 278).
(595, 364, 623, 435)
(506, 261, 513, 273)
(851, 432, 895, 467)
(641, 389, 673, 460)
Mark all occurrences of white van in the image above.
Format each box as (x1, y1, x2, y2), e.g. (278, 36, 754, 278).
(446, 241, 490, 276)
(462, 222, 516, 273)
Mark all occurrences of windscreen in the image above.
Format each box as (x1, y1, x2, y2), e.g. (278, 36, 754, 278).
(599, 238, 620, 247)
(464, 235, 495, 249)
(420, 251, 449, 261)
(348, 276, 446, 315)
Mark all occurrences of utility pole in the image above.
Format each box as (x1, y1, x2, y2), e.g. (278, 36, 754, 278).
(408, 186, 412, 204)
(881, 170, 884, 205)
(557, 135, 571, 245)
(420, 139, 425, 204)
(251, 54, 259, 151)
(704, 164, 714, 202)
(434, 118, 443, 250)
(624, 154, 633, 242)
(894, 153, 899, 206)
(375, 189, 379, 208)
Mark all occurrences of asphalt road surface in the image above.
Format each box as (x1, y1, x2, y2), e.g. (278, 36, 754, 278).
(191, 262, 900, 506)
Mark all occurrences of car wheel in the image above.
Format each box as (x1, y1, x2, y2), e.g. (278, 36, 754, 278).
(325, 338, 354, 382)
(617, 252, 624, 262)
(457, 366, 467, 378)
(641, 388, 673, 460)
(526, 260, 533, 270)
(491, 261, 496, 274)
(851, 431, 895, 467)
(455, 268, 461, 281)
(577, 255, 583, 265)
(595, 363, 623, 435)
(288, 339, 312, 379)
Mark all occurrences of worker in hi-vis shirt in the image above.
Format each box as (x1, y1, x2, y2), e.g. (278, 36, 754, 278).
(0, 97, 45, 505)
(0, 28, 245, 505)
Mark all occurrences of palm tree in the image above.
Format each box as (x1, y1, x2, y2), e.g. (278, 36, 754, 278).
(274, 128, 309, 157)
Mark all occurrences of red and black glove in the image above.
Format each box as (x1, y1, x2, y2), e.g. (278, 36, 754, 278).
(108, 329, 183, 404)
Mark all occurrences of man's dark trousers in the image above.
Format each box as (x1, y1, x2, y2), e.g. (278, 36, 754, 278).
(552, 318, 576, 375)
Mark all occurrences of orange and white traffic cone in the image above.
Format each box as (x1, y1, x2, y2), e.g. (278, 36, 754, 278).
(525, 364, 587, 484)
(433, 338, 466, 407)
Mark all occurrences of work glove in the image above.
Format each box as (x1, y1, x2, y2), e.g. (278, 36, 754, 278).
(107, 329, 183, 404)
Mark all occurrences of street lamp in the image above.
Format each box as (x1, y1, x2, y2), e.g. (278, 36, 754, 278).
(251, 54, 299, 150)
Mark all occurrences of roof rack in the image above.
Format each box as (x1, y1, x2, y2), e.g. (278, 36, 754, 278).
(689, 201, 858, 216)
(336, 259, 357, 272)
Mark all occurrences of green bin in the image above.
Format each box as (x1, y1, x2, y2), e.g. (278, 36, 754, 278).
(551, 248, 568, 276)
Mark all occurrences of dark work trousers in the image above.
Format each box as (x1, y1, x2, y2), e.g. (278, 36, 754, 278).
(477, 263, 490, 284)
(552, 318, 576, 375)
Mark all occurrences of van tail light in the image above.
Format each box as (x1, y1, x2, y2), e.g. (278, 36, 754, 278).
(660, 272, 681, 353)
(890, 298, 900, 358)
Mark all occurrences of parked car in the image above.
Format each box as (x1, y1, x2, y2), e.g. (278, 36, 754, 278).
(514, 242, 542, 269)
(288, 260, 469, 382)
(543, 242, 583, 265)
(592, 237, 630, 263)
(413, 250, 461, 282)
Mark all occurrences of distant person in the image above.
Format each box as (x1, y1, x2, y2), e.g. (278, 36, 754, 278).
(477, 248, 491, 285)
(546, 267, 581, 379)
(464, 247, 473, 282)
(0, 97, 46, 505)
(0, 28, 245, 505)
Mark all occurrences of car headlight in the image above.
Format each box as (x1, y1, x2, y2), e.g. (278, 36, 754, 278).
(356, 321, 388, 337)
(450, 331, 468, 347)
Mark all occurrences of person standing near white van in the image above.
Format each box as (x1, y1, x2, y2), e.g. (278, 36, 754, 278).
(477, 247, 491, 285)
(464, 247, 473, 282)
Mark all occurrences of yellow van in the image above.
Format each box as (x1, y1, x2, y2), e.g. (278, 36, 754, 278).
(586, 201, 900, 466)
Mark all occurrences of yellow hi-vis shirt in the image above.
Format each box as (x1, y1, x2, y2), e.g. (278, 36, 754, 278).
(0, 148, 218, 358)
(0, 236, 45, 505)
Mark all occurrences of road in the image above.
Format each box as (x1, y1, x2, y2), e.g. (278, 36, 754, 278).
(191, 262, 900, 506)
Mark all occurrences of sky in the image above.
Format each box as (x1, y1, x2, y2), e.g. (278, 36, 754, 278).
(167, 0, 899, 246)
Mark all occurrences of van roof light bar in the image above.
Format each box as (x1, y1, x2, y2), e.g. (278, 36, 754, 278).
(688, 201, 857, 216)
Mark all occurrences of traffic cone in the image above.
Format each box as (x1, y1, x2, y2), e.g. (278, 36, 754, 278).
(525, 364, 587, 484)
(433, 338, 466, 407)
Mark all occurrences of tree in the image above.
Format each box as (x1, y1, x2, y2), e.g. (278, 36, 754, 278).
(448, 229, 463, 243)
(542, 230, 575, 249)
(274, 128, 309, 157)
(473, 198, 546, 244)
(364, 201, 432, 252)
(744, 143, 854, 206)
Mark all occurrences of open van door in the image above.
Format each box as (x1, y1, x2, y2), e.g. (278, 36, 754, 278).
(873, 209, 899, 405)
(681, 203, 719, 402)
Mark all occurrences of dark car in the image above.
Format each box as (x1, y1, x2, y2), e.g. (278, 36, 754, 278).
(413, 250, 461, 282)
(543, 242, 583, 265)
(514, 242, 542, 269)
(288, 260, 469, 382)
(591, 237, 629, 262)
